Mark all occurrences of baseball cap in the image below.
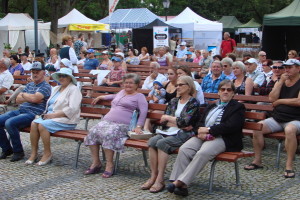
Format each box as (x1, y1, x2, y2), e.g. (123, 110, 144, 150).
(111, 56, 122, 62)
(115, 52, 124, 58)
(180, 41, 186, 46)
(21, 53, 28, 57)
(87, 49, 95, 54)
(245, 58, 258, 65)
(153, 81, 163, 88)
(186, 51, 192, 55)
(31, 61, 45, 70)
(283, 59, 300, 66)
(102, 50, 109, 55)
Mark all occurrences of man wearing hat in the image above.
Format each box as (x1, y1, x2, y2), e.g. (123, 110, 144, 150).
(245, 59, 300, 178)
(176, 42, 187, 59)
(185, 51, 193, 62)
(245, 58, 265, 88)
(0, 62, 52, 162)
(20, 53, 32, 71)
(84, 49, 99, 70)
(0, 58, 14, 103)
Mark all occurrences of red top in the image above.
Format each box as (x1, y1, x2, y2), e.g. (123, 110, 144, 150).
(221, 39, 236, 58)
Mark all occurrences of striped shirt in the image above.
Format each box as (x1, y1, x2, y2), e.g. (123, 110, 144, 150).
(19, 80, 52, 115)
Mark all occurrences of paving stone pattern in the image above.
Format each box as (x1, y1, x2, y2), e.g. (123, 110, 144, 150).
(0, 118, 300, 199)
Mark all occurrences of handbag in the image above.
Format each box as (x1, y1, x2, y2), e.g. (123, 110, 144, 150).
(128, 109, 153, 139)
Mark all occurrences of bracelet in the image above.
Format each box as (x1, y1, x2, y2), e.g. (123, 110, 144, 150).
(136, 125, 142, 128)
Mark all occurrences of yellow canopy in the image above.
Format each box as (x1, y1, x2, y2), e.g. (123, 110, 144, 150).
(68, 23, 110, 31)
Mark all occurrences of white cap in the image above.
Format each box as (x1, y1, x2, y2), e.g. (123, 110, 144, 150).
(115, 52, 124, 58)
(180, 41, 186, 46)
(245, 58, 258, 65)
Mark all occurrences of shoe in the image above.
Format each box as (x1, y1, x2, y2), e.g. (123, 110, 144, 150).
(174, 187, 188, 196)
(166, 183, 176, 193)
(25, 157, 38, 165)
(149, 182, 165, 193)
(244, 163, 263, 170)
(10, 151, 25, 162)
(84, 165, 102, 175)
(141, 179, 155, 190)
(284, 169, 295, 178)
(102, 171, 113, 178)
(36, 154, 52, 166)
(0, 149, 13, 159)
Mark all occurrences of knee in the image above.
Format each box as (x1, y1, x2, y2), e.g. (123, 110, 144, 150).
(37, 124, 46, 132)
(4, 118, 14, 129)
(156, 140, 168, 151)
(284, 124, 297, 139)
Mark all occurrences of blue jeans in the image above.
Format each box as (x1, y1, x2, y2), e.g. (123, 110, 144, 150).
(0, 110, 35, 153)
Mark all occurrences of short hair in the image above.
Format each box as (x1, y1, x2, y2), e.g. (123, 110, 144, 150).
(141, 47, 148, 54)
(78, 33, 83, 38)
(177, 65, 192, 77)
(164, 46, 170, 52)
(62, 35, 72, 45)
(213, 55, 222, 61)
(123, 73, 141, 85)
(226, 53, 236, 61)
(0, 58, 10, 68)
(232, 61, 246, 75)
(150, 62, 160, 69)
(177, 75, 196, 96)
(243, 53, 252, 58)
(224, 32, 230, 37)
(81, 50, 88, 56)
(10, 55, 18, 62)
(258, 51, 266, 56)
(211, 60, 223, 68)
(18, 47, 22, 50)
(288, 50, 298, 57)
(129, 48, 138, 56)
(263, 59, 273, 66)
(218, 79, 236, 93)
(221, 57, 233, 66)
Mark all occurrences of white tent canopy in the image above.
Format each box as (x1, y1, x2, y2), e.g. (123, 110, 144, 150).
(167, 7, 223, 52)
(57, 8, 101, 28)
(0, 13, 50, 54)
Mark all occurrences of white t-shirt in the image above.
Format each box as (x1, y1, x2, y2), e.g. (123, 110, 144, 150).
(21, 62, 32, 71)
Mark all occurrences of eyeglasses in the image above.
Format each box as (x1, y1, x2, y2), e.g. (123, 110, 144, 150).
(220, 88, 233, 92)
(175, 83, 187, 87)
(58, 74, 69, 78)
(262, 64, 269, 66)
(223, 65, 228, 67)
(272, 66, 284, 69)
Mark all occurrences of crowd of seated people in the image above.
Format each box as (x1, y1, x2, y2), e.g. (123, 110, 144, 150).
(0, 35, 299, 197)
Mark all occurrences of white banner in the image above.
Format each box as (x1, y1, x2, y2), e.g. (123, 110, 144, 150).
(109, 0, 119, 16)
(153, 26, 169, 49)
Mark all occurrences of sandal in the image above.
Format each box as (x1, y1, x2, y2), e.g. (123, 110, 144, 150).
(102, 171, 113, 178)
(149, 182, 165, 193)
(244, 163, 263, 170)
(141, 179, 155, 190)
(284, 170, 295, 178)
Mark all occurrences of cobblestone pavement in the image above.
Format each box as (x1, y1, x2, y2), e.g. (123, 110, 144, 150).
(0, 118, 300, 200)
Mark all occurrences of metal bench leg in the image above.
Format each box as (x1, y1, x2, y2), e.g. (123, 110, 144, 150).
(101, 146, 106, 162)
(142, 150, 148, 167)
(114, 152, 120, 175)
(84, 118, 90, 130)
(275, 140, 283, 168)
(208, 160, 218, 194)
(74, 141, 82, 169)
(234, 161, 241, 186)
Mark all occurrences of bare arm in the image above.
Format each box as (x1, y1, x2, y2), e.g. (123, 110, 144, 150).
(269, 73, 289, 102)
(16, 92, 44, 104)
(245, 77, 254, 96)
(0, 87, 8, 95)
(273, 91, 300, 107)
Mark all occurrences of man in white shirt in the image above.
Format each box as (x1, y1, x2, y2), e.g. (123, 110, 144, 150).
(245, 58, 265, 88)
(142, 62, 167, 90)
(0, 58, 14, 103)
(20, 53, 32, 71)
(176, 42, 187, 59)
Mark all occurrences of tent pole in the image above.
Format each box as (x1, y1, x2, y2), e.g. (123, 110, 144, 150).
(34, 0, 38, 54)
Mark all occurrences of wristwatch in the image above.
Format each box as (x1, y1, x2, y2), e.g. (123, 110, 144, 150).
(136, 125, 142, 128)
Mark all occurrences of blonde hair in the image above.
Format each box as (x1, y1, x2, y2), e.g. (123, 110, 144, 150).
(62, 35, 72, 45)
(178, 75, 196, 96)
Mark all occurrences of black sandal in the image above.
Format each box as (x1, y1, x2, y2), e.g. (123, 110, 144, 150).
(284, 170, 295, 178)
(244, 163, 263, 170)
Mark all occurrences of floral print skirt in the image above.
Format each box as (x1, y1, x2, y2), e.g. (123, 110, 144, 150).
(84, 119, 129, 152)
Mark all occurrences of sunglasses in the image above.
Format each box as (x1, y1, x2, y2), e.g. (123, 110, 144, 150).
(223, 65, 228, 67)
(58, 74, 69, 78)
(272, 66, 284, 69)
(175, 83, 187, 87)
(260, 55, 266, 56)
(220, 88, 233, 92)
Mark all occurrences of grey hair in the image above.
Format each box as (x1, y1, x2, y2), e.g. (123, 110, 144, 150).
(123, 73, 141, 85)
(221, 57, 233, 66)
(212, 60, 223, 67)
(177, 75, 196, 96)
(1, 58, 11, 68)
(224, 32, 230, 37)
(273, 60, 283, 64)
(150, 62, 160, 69)
(232, 61, 246, 75)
